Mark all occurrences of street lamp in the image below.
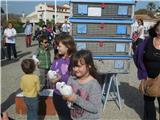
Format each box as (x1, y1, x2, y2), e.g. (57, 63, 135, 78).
(22, 11, 25, 18)
(6, 0, 8, 21)
(55, 0, 57, 24)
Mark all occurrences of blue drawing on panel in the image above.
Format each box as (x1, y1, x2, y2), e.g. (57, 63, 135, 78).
(78, 4, 88, 14)
(116, 43, 126, 52)
(77, 24, 87, 33)
(116, 25, 127, 34)
(118, 6, 128, 15)
(114, 60, 124, 69)
(77, 43, 87, 50)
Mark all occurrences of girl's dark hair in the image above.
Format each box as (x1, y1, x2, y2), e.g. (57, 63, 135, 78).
(69, 50, 103, 85)
(21, 59, 35, 74)
(54, 33, 76, 59)
(148, 20, 160, 38)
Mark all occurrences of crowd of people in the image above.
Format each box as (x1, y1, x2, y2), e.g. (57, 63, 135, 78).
(1, 19, 160, 120)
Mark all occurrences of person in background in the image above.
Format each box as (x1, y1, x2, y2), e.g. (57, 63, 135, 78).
(62, 21, 70, 35)
(4, 22, 17, 60)
(20, 59, 40, 120)
(132, 19, 145, 53)
(33, 35, 51, 89)
(1, 24, 6, 60)
(53, 23, 62, 38)
(49, 33, 76, 120)
(66, 50, 102, 120)
(40, 25, 53, 47)
(23, 20, 33, 47)
(134, 20, 160, 120)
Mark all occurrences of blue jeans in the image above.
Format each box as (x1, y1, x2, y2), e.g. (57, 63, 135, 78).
(24, 97, 39, 120)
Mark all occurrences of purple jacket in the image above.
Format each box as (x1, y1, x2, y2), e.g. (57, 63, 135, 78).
(51, 57, 70, 95)
(133, 37, 150, 80)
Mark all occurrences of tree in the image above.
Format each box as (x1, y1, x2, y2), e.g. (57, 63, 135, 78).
(146, 2, 157, 18)
(147, 2, 156, 12)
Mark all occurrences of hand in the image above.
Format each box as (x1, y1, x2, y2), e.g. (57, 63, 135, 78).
(139, 80, 145, 94)
(63, 93, 77, 102)
(50, 73, 61, 84)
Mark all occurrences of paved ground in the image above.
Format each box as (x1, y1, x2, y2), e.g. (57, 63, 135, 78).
(1, 35, 159, 120)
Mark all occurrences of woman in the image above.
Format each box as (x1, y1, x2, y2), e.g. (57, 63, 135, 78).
(4, 22, 17, 60)
(134, 20, 160, 120)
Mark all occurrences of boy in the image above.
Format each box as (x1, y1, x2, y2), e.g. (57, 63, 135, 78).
(33, 35, 51, 89)
(20, 59, 40, 120)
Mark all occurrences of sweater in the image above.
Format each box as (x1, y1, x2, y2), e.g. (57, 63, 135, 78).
(20, 74, 40, 97)
(35, 47, 51, 69)
(68, 76, 102, 120)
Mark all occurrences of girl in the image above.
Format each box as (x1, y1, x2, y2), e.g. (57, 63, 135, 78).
(132, 19, 145, 53)
(66, 50, 103, 120)
(20, 59, 40, 120)
(50, 33, 76, 120)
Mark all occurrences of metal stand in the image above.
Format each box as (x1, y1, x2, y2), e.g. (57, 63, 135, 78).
(102, 73, 122, 111)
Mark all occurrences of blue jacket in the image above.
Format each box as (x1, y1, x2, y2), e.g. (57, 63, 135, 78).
(133, 37, 150, 80)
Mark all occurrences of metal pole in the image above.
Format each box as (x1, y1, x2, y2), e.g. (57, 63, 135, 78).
(6, 0, 8, 21)
(44, 2, 47, 25)
(54, 0, 57, 24)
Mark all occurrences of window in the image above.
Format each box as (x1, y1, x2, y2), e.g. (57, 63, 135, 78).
(118, 6, 128, 15)
(114, 60, 124, 69)
(88, 7, 101, 16)
(116, 43, 126, 52)
(116, 25, 127, 34)
(78, 4, 88, 14)
(77, 24, 87, 34)
(77, 43, 87, 50)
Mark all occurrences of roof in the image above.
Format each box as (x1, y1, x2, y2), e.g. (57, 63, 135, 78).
(47, 4, 70, 9)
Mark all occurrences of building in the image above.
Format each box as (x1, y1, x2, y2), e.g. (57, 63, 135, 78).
(21, 3, 70, 24)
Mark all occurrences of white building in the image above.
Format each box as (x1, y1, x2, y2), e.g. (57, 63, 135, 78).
(21, 3, 70, 24)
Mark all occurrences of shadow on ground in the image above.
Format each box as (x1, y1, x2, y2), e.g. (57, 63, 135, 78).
(1, 51, 31, 67)
(1, 88, 21, 112)
(120, 82, 144, 120)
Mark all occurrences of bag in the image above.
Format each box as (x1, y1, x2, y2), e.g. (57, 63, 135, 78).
(132, 31, 139, 41)
(139, 74, 160, 97)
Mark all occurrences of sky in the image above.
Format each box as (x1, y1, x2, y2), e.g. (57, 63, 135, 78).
(1, 0, 160, 16)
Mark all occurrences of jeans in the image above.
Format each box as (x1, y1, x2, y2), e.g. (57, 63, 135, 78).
(53, 92, 72, 120)
(6, 43, 17, 60)
(39, 69, 49, 89)
(24, 97, 39, 120)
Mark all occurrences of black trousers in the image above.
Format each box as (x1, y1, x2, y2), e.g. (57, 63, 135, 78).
(144, 95, 160, 120)
(6, 43, 17, 60)
(52, 92, 72, 120)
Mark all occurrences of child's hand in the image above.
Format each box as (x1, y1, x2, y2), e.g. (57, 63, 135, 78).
(63, 93, 77, 102)
(50, 74, 61, 84)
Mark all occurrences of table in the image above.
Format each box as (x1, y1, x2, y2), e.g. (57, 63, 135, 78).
(15, 89, 57, 115)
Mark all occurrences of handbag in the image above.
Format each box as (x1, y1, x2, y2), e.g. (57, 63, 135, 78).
(132, 31, 139, 41)
(139, 74, 160, 97)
